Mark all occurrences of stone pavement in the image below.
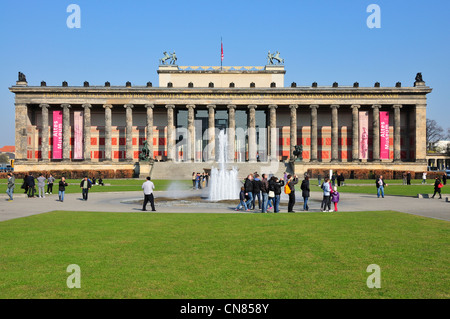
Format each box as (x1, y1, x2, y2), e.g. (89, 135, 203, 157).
(0, 189, 449, 222)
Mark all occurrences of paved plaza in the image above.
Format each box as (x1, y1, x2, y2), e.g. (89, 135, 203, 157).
(0, 189, 448, 222)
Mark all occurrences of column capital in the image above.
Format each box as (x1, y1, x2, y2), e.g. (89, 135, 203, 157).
(207, 104, 216, 110)
(248, 104, 257, 110)
(310, 104, 319, 110)
(416, 103, 427, 109)
(103, 104, 113, 109)
(393, 104, 402, 109)
(124, 104, 134, 109)
(268, 104, 278, 110)
(351, 104, 361, 109)
(372, 104, 381, 109)
(145, 104, 155, 109)
(82, 103, 92, 109)
(227, 104, 236, 110)
(186, 104, 196, 109)
(39, 103, 49, 109)
(289, 104, 298, 109)
(61, 104, 71, 109)
(330, 104, 340, 109)
(165, 104, 175, 109)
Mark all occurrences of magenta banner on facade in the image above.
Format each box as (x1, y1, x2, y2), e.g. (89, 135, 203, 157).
(52, 110, 63, 159)
(359, 111, 369, 159)
(73, 111, 83, 159)
(380, 111, 390, 159)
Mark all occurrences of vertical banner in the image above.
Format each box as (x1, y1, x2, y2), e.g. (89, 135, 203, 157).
(359, 111, 369, 159)
(380, 111, 390, 159)
(73, 111, 83, 159)
(52, 110, 63, 159)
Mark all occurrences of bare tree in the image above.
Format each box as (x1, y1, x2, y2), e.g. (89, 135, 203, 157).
(426, 119, 445, 150)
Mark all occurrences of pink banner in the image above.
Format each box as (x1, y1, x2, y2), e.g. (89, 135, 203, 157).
(359, 111, 369, 159)
(52, 110, 63, 159)
(73, 111, 83, 159)
(380, 111, 390, 159)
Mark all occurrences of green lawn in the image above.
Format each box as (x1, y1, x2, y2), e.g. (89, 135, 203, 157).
(0, 211, 448, 298)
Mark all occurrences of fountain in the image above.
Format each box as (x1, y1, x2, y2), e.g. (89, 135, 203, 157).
(208, 130, 240, 201)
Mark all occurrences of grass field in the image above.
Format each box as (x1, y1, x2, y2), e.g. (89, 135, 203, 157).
(0, 211, 448, 299)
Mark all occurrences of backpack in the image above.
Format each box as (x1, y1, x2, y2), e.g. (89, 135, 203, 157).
(284, 184, 291, 195)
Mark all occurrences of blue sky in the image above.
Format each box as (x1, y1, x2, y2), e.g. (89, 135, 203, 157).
(1, 0, 449, 146)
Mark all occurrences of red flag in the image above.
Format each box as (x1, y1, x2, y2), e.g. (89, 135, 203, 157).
(221, 39, 224, 61)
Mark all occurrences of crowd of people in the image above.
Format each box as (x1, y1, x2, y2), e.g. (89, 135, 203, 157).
(192, 172, 209, 190)
(4, 172, 104, 202)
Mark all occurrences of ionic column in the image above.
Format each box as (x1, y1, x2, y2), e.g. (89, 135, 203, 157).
(268, 104, 278, 161)
(124, 104, 134, 161)
(310, 105, 318, 162)
(39, 104, 49, 161)
(393, 105, 402, 162)
(248, 105, 257, 162)
(61, 104, 71, 161)
(15, 103, 28, 160)
(166, 105, 175, 161)
(145, 104, 154, 159)
(207, 104, 216, 161)
(227, 105, 236, 162)
(82, 104, 91, 161)
(372, 105, 381, 161)
(289, 104, 298, 161)
(331, 105, 339, 162)
(103, 104, 113, 161)
(187, 104, 196, 162)
(351, 105, 360, 162)
(415, 103, 427, 163)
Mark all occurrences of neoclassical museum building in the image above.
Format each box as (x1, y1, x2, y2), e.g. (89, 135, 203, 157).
(10, 58, 432, 178)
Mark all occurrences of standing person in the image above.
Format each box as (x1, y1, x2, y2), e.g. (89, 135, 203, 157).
(331, 173, 337, 187)
(283, 172, 287, 184)
(376, 175, 386, 198)
(235, 187, 249, 211)
(317, 173, 322, 187)
(340, 173, 345, 186)
(331, 186, 340, 212)
(36, 173, 47, 198)
(269, 176, 284, 213)
(205, 172, 209, 188)
(6, 173, 15, 201)
(142, 176, 156, 211)
(192, 172, 197, 189)
(300, 176, 310, 211)
(46, 174, 55, 194)
(260, 173, 270, 213)
(80, 176, 92, 201)
(402, 172, 407, 185)
(431, 177, 443, 199)
(252, 174, 262, 210)
(98, 177, 104, 186)
(286, 174, 298, 213)
(320, 177, 332, 212)
(26, 173, 36, 198)
(422, 172, 427, 184)
(406, 172, 411, 185)
(58, 177, 68, 202)
(244, 174, 254, 209)
(443, 173, 447, 186)
(22, 173, 29, 194)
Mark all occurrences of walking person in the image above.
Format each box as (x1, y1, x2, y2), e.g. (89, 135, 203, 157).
(331, 186, 340, 212)
(80, 176, 92, 200)
(431, 176, 443, 199)
(402, 172, 407, 185)
(442, 173, 447, 186)
(406, 172, 411, 185)
(46, 174, 55, 194)
(422, 172, 427, 184)
(142, 176, 156, 211)
(58, 177, 68, 202)
(300, 175, 310, 211)
(26, 173, 36, 198)
(286, 174, 298, 213)
(260, 173, 271, 213)
(235, 187, 250, 211)
(320, 177, 332, 212)
(252, 174, 262, 210)
(22, 173, 29, 194)
(269, 176, 284, 213)
(376, 175, 386, 198)
(244, 174, 254, 209)
(36, 173, 46, 198)
(6, 173, 15, 201)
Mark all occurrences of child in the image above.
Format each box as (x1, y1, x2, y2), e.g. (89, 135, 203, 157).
(235, 187, 250, 211)
(330, 186, 340, 212)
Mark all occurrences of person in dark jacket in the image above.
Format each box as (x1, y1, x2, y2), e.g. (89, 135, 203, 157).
(442, 173, 447, 186)
(58, 177, 69, 202)
(286, 174, 298, 212)
(376, 175, 386, 198)
(431, 177, 442, 199)
(244, 174, 254, 209)
(260, 173, 272, 213)
(406, 172, 412, 185)
(252, 174, 262, 210)
(26, 173, 36, 198)
(300, 176, 310, 211)
(22, 173, 29, 194)
(269, 176, 284, 213)
(235, 187, 249, 211)
(80, 176, 92, 200)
